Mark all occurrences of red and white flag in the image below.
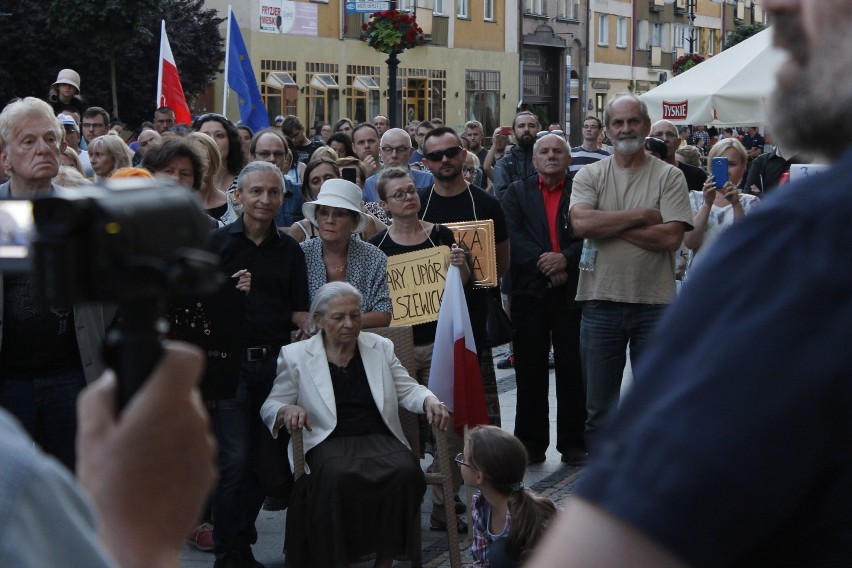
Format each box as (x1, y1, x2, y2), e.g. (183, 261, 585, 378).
(428, 265, 489, 435)
(156, 20, 192, 126)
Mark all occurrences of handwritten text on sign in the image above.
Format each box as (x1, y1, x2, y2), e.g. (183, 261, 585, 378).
(444, 220, 497, 288)
(386, 246, 450, 326)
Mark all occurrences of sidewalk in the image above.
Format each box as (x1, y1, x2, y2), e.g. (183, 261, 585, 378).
(181, 347, 587, 568)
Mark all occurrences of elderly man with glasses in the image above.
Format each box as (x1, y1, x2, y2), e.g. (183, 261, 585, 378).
(362, 128, 433, 203)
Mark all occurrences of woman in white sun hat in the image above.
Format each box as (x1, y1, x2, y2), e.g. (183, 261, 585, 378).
(300, 178, 392, 330)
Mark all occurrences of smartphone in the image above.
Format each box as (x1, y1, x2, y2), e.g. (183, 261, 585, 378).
(499, 126, 512, 136)
(711, 157, 729, 189)
(341, 167, 358, 184)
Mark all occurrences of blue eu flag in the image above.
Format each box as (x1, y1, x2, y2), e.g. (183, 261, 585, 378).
(227, 13, 269, 132)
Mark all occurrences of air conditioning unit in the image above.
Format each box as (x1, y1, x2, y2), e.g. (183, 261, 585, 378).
(650, 46, 662, 68)
(650, 0, 664, 13)
(674, 0, 686, 14)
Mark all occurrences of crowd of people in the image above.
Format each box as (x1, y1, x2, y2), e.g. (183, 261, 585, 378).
(2, 3, 845, 562)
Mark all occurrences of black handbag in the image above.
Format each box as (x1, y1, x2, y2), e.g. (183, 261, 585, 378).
(485, 293, 513, 347)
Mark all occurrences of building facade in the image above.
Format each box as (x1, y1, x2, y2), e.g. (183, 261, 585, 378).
(587, 0, 768, 125)
(200, 0, 521, 136)
(519, 0, 589, 146)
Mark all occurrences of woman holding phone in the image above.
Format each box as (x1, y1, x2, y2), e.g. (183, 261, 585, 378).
(683, 138, 759, 278)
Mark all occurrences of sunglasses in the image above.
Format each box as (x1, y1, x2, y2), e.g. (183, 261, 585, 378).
(423, 146, 463, 162)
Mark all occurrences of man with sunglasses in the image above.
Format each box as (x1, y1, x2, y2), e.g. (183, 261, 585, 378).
(418, 126, 510, 531)
(362, 128, 433, 202)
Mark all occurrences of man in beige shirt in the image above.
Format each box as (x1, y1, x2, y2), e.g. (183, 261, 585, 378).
(569, 95, 693, 445)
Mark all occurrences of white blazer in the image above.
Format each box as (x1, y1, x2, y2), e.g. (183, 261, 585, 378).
(260, 331, 434, 470)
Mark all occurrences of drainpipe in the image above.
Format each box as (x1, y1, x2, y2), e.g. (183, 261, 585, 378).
(631, 0, 638, 91)
(518, 0, 524, 110)
(584, 0, 591, 119)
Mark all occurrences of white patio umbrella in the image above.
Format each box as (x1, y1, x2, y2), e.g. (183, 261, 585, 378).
(640, 28, 786, 126)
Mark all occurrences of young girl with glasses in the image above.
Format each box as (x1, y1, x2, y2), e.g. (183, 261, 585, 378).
(459, 425, 557, 567)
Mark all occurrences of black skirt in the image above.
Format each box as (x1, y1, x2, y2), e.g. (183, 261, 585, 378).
(285, 432, 426, 567)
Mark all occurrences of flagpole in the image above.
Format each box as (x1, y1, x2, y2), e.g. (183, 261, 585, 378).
(156, 20, 165, 108)
(223, 5, 232, 115)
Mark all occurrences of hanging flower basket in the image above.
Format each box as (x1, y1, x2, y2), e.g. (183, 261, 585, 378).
(672, 53, 705, 76)
(361, 10, 424, 55)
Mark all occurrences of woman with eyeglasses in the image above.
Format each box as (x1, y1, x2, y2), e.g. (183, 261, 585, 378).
(300, 179, 392, 329)
(261, 281, 449, 567)
(287, 158, 386, 243)
(191, 113, 246, 197)
(369, 167, 470, 530)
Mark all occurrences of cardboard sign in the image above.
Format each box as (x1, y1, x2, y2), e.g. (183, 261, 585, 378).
(788, 163, 830, 184)
(444, 220, 498, 288)
(386, 246, 450, 326)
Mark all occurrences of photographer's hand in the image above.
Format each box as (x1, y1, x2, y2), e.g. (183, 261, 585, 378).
(77, 342, 217, 568)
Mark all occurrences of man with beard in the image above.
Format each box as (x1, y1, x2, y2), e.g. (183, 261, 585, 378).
(418, 126, 509, 531)
(492, 111, 539, 199)
(463, 120, 489, 164)
(650, 119, 707, 192)
(528, 2, 852, 565)
(569, 95, 692, 446)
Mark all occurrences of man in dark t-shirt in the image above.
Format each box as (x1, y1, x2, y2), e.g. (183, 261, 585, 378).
(417, 127, 509, 529)
(281, 115, 323, 164)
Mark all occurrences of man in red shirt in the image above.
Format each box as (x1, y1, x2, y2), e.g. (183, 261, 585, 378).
(500, 134, 586, 466)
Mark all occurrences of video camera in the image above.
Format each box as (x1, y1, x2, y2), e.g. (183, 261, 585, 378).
(0, 180, 223, 406)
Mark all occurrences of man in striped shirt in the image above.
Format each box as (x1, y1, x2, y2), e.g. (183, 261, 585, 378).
(570, 116, 610, 175)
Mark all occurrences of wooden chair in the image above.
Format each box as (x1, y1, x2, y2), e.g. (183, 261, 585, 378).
(291, 325, 461, 568)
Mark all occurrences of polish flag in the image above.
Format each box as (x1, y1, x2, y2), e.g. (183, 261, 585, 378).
(428, 265, 489, 435)
(156, 20, 192, 125)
